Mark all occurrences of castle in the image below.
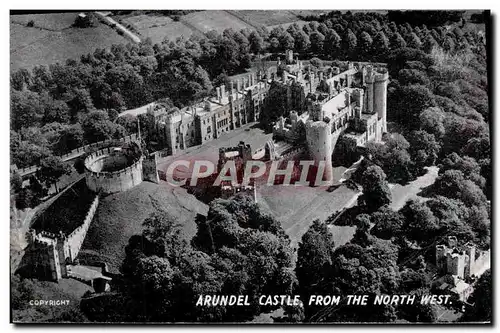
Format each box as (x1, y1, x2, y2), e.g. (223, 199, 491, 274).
(434, 236, 491, 302)
(148, 72, 269, 155)
(217, 141, 256, 200)
(272, 52, 388, 182)
(133, 50, 388, 178)
(435, 236, 489, 279)
(21, 141, 159, 289)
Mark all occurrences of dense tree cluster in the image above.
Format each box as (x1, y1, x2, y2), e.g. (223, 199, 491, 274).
(82, 195, 295, 322)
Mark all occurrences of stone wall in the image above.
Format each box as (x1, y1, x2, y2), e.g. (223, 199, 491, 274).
(66, 195, 99, 262)
(85, 147, 143, 194)
(15, 133, 140, 177)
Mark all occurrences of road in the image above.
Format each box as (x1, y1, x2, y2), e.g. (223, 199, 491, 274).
(389, 166, 439, 210)
(95, 12, 141, 43)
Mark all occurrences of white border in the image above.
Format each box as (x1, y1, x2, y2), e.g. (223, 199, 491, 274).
(2, 1, 499, 332)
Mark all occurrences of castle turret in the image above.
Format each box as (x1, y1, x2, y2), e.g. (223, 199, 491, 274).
(166, 113, 177, 155)
(305, 120, 333, 183)
(464, 243, 476, 277)
(365, 66, 375, 114)
(286, 49, 294, 64)
(373, 69, 389, 135)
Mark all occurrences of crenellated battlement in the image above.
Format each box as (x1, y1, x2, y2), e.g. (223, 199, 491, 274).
(84, 144, 144, 194)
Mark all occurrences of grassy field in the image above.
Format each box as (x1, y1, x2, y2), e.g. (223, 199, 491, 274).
(257, 183, 359, 247)
(10, 10, 329, 71)
(229, 10, 299, 27)
(116, 14, 197, 43)
(180, 10, 256, 34)
(10, 13, 128, 71)
(79, 181, 208, 273)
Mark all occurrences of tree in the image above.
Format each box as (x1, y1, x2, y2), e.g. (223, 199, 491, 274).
(372, 31, 390, 61)
(309, 57, 323, 69)
(112, 195, 295, 322)
(359, 165, 392, 212)
(406, 32, 422, 49)
(322, 29, 341, 59)
(279, 32, 295, 52)
(11, 90, 44, 130)
(390, 32, 407, 49)
(397, 69, 430, 86)
(432, 169, 487, 207)
(10, 171, 23, 194)
(370, 206, 404, 240)
(400, 199, 438, 244)
(54, 124, 84, 154)
(310, 241, 400, 322)
(419, 107, 446, 139)
(43, 99, 70, 124)
(296, 220, 335, 318)
(81, 110, 126, 143)
(462, 269, 491, 322)
(389, 84, 435, 129)
(309, 31, 325, 54)
(342, 29, 357, 58)
(408, 130, 441, 168)
(357, 31, 373, 58)
(248, 31, 265, 54)
(422, 34, 438, 53)
(36, 156, 71, 193)
(294, 31, 310, 53)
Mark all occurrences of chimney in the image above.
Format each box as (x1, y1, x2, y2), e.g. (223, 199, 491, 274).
(277, 57, 281, 66)
(216, 87, 221, 101)
(221, 84, 226, 100)
(319, 71, 324, 81)
(237, 79, 241, 92)
(287, 49, 293, 64)
(230, 81, 234, 93)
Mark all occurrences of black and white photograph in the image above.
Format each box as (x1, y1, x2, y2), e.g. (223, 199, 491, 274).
(8, 7, 492, 324)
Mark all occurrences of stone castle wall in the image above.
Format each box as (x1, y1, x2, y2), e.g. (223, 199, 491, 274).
(84, 147, 143, 194)
(65, 195, 99, 262)
(29, 194, 99, 281)
(15, 133, 140, 178)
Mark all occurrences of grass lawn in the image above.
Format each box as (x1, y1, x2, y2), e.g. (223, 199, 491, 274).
(10, 13, 128, 71)
(79, 181, 208, 273)
(180, 10, 256, 34)
(117, 14, 197, 43)
(229, 10, 299, 27)
(257, 183, 359, 247)
(10, 12, 77, 30)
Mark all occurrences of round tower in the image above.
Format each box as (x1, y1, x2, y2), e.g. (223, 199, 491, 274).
(365, 66, 375, 114)
(305, 121, 333, 183)
(374, 69, 389, 135)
